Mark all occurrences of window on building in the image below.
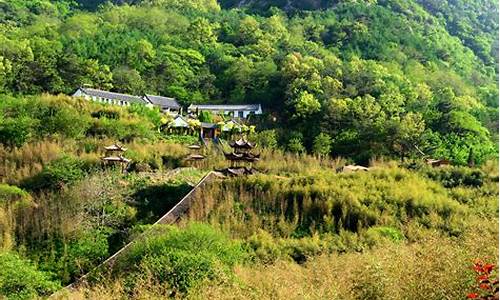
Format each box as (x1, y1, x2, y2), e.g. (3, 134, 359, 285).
(238, 111, 244, 118)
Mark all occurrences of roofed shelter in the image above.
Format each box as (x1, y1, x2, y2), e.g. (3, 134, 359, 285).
(102, 143, 131, 172)
(229, 138, 255, 153)
(200, 122, 219, 139)
(166, 115, 191, 135)
(104, 144, 128, 152)
(169, 115, 190, 128)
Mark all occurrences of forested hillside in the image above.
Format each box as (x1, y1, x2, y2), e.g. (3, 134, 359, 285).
(0, 0, 498, 164)
(0, 1, 498, 299)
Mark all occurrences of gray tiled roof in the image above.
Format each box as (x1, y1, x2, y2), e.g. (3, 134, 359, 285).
(79, 88, 146, 104)
(188, 104, 261, 111)
(144, 94, 180, 109)
(200, 122, 217, 128)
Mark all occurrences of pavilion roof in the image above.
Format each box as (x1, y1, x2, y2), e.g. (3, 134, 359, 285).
(101, 156, 131, 163)
(229, 138, 255, 149)
(104, 144, 128, 151)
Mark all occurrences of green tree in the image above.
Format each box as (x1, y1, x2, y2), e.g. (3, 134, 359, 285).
(287, 134, 306, 154)
(312, 132, 332, 158)
(0, 252, 60, 299)
(392, 112, 426, 161)
(291, 91, 321, 119)
(0, 117, 34, 147)
(112, 67, 145, 95)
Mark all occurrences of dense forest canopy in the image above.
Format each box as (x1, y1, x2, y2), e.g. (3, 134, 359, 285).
(0, 0, 498, 164)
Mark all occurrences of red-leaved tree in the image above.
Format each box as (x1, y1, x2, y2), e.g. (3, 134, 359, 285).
(467, 259, 499, 300)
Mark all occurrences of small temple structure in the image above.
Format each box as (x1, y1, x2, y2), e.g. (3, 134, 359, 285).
(224, 138, 260, 165)
(185, 144, 205, 163)
(219, 138, 260, 176)
(102, 143, 131, 172)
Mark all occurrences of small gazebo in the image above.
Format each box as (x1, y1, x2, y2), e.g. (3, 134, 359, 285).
(102, 143, 131, 172)
(185, 144, 205, 165)
(224, 138, 260, 167)
(104, 143, 127, 154)
(229, 138, 256, 153)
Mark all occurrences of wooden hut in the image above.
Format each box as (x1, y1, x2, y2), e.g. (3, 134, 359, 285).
(200, 122, 219, 139)
(425, 159, 451, 167)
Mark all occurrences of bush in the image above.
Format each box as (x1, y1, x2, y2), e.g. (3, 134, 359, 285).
(0, 252, 60, 300)
(118, 223, 246, 294)
(247, 230, 283, 264)
(252, 129, 278, 149)
(60, 228, 111, 282)
(198, 111, 214, 123)
(425, 166, 486, 188)
(91, 108, 121, 119)
(0, 184, 31, 205)
(0, 117, 35, 147)
(22, 156, 94, 191)
(42, 107, 91, 139)
(364, 226, 404, 247)
(287, 137, 305, 154)
(312, 133, 332, 157)
(163, 134, 198, 145)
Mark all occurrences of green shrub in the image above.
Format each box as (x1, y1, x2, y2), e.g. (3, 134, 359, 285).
(86, 118, 155, 142)
(287, 137, 305, 154)
(22, 156, 94, 191)
(91, 108, 121, 119)
(252, 130, 278, 149)
(247, 230, 283, 264)
(425, 166, 486, 188)
(33, 228, 112, 284)
(163, 134, 198, 145)
(312, 133, 332, 157)
(62, 228, 110, 281)
(364, 226, 404, 247)
(0, 117, 36, 147)
(119, 223, 246, 293)
(0, 184, 31, 206)
(280, 235, 324, 264)
(198, 111, 213, 123)
(0, 252, 60, 300)
(127, 104, 162, 128)
(42, 107, 91, 139)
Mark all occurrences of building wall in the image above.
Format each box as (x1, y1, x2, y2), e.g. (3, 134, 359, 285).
(74, 89, 132, 107)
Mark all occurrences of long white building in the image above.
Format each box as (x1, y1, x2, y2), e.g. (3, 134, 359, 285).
(187, 104, 262, 119)
(72, 87, 181, 114)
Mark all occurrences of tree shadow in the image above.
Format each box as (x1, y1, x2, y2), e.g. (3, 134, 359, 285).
(131, 182, 192, 224)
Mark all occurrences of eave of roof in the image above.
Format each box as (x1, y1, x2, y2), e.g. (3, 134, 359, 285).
(200, 122, 217, 128)
(144, 94, 180, 109)
(79, 87, 145, 104)
(188, 104, 261, 111)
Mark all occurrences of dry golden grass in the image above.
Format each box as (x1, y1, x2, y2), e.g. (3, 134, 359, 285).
(189, 222, 498, 300)
(64, 219, 497, 300)
(0, 139, 65, 184)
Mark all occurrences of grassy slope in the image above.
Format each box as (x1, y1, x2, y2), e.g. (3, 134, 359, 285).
(68, 153, 498, 299)
(0, 96, 497, 299)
